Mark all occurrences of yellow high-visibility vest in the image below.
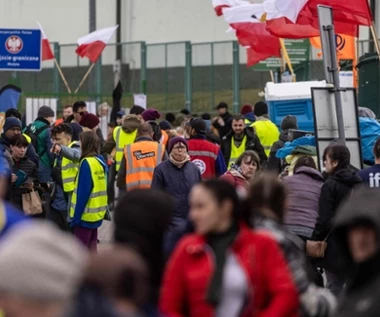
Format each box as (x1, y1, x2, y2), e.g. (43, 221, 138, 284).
(61, 141, 79, 193)
(113, 126, 137, 172)
(251, 120, 280, 157)
(228, 135, 247, 169)
(70, 157, 107, 222)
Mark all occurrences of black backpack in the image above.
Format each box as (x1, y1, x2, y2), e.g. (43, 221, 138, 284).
(24, 124, 49, 154)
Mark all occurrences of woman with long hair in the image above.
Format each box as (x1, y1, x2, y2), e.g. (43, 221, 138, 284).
(160, 179, 299, 317)
(247, 175, 337, 317)
(219, 150, 260, 198)
(311, 143, 362, 296)
(70, 131, 108, 251)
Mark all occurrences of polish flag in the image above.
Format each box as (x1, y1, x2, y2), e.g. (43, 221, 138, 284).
(223, 4, 281, 66)
(37, 22, 55, 61)
(265, 0, 366, 39)
(212, 0, 249, 16)
(75, 25, 118, 63)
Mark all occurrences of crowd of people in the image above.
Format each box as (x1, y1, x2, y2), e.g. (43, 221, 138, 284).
(0, 100, 379, 317)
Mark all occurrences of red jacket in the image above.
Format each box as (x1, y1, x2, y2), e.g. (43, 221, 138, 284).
(188, 138, 219, 179)
(159, 225, 299, 317)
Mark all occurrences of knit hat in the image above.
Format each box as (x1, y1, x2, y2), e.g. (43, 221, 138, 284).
(142, 109, 161, 122)
(187, 118, 206, 135)
(130, 105, 145, 115)
(240, 104, 253, 115)
(254, 101, 268, 117)
(281, 115, 298, 131)
(168, 137, 188, 153)
(80, 112, 100, 129)
(0, 221, 87, 301)
(159, 120, 171, 131)
(38, 105, 55, 118)
(116, 110, 125, 118)
(3, 117, 21, 132)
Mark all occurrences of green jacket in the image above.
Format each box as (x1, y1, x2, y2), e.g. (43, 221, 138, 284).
(26, 119, 53, 168)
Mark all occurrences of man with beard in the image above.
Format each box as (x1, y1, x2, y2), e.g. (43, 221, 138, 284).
(0, 118, 24, 167)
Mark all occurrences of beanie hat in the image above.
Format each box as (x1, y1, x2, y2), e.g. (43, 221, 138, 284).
(116, 110, 125, 118)
(38, 105, 55, 118)
(80, 112, 100, 129)
(0, 221, 87, 301)
(254, 101, 268, 117)
(241, 104, 253, 115)
(130, 105, 145, 115)
(3, 117, 21, 133)
(165, 112, 176, 124)
(142, 109, 161, 122)
(159, 120, 171, 131)
(281, 115, 298, 131)
(168, 137, 188, 153)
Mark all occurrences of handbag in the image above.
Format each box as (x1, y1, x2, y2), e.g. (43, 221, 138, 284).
(306, 231, 331, 258)
(22, 190, 43, 215)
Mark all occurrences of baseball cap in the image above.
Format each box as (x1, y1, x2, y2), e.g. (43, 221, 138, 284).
(187, 118, 206, 135)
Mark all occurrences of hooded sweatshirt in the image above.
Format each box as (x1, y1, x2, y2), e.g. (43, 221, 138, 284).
(333, 189, 380, 317)
(102, 115, 142, 154)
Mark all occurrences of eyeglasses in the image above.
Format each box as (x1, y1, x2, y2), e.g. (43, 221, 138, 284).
(173, 145, 186, 150)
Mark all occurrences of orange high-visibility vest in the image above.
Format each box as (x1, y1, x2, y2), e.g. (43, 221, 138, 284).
(124, 141, 165, 191)
(161, 129, 169, 146)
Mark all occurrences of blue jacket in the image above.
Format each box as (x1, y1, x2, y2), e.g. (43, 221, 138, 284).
(151, 160, 201, 218)
(0, 202, 27, 238)
(71, 155, 108, 229)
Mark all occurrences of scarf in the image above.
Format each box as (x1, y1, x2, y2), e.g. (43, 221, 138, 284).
(169, 153, 190, 168)
(206, 222, 239, 306)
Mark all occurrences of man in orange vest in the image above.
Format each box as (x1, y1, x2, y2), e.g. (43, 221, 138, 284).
(117, 122, 167, 193)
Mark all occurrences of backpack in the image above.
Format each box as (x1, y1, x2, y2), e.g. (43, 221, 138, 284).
(24, 124, 49, 154)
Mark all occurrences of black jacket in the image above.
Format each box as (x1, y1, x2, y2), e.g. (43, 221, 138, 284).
(333, 189, 380, 317)
(312, 168, 362, 272)
(212, 112, 233, 139)
(11, 157, 39, 211)
(267, 130, 289, 174)
(221, 128, 267, 167)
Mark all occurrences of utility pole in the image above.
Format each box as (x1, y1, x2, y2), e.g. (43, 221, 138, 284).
(89, 0, 98, 100)
(114, 0, 122, 88)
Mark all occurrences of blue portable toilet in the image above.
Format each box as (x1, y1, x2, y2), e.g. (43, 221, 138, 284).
(265, 81, 327, 131)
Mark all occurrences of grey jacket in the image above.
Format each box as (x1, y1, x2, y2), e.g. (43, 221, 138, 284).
(60, 142, 81, 162)
(283, 167, 324, 229)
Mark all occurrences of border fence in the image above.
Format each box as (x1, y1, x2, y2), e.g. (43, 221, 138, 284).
(0, 39, 373, 115)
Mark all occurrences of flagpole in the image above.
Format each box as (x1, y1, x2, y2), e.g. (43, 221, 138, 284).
(279, 39, 296, 82)
(53, 59, 72, 94)
(370, 22, 380, 57)
(74, 63, 96, 94)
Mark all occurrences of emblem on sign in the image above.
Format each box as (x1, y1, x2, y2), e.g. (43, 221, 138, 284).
(5, 36, 23, 54)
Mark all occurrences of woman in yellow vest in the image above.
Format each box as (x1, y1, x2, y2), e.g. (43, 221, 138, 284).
(70, 131, 108, 251)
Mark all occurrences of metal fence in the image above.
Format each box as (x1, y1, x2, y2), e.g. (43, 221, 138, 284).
(2, 39, 372, 115)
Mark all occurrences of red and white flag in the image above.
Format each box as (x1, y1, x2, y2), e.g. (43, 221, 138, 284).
(265, 0, 368, 39)
(223, 4, 281, 66)
(212, 0, 249, 16)
(75, 25, 118, 63)
(37, 22, 55, 61)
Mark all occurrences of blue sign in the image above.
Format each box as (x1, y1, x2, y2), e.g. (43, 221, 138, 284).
(0, 28, 41, 71)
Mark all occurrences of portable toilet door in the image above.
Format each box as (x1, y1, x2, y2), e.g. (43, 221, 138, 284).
(265, 81, 327, 131)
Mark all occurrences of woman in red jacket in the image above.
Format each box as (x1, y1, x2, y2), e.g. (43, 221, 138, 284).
(159, 179, 299, 317)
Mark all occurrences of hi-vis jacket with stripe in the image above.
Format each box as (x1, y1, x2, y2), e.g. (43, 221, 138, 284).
(61, 141, 80, 193)
(70, 157, 108, 224)
(124, 140, 165, 191)
(113, 126, 138, 172)
(188, 138, 220, 179)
